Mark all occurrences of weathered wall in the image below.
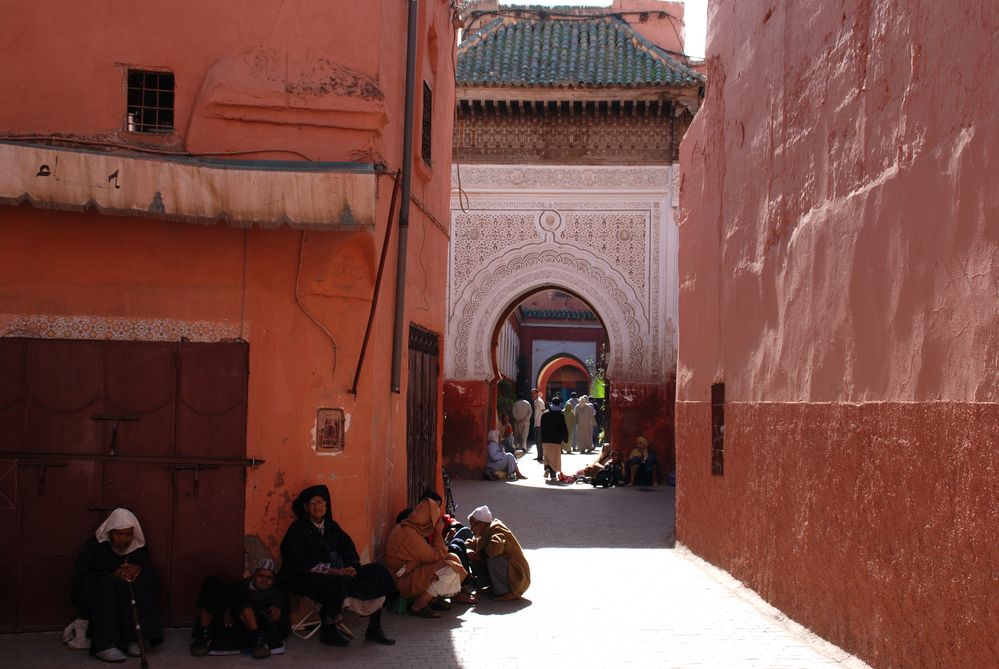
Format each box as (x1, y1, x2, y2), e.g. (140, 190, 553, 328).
(677, 1, 999, 668)
(0, 0, 457, 564)
(611, 381, 675, 475)
(442, 380, 492, 477)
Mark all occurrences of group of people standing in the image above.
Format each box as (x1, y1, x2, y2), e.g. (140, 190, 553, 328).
(524, 389, 600, 482)
(68, 485, 530, 663)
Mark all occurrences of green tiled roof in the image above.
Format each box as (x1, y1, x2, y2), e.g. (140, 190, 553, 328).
(457, 15, 702, 89)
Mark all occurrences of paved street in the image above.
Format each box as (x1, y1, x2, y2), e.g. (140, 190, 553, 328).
(0, 450, 871, 668)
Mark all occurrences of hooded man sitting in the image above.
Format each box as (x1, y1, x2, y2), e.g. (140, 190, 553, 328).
(71, 508, 163, 663)
(384, 497, 468, 618)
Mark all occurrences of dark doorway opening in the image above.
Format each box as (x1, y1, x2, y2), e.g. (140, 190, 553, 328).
(406, 325, 440, 507)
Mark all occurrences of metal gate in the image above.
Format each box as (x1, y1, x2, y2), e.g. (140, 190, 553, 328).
(0, 338, 250, 632)
(406, 325, 439, 507)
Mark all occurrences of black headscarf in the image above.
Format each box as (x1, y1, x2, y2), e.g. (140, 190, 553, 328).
(280, 484, 359, 578)
(292, 484, 333, 523)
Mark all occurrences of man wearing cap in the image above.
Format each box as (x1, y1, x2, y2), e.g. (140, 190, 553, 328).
(465, 506, 530, 601)
(539, 395, 569, 481)
(190, 557, 290, 659)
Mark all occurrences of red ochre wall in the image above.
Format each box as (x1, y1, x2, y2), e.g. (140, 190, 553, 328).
(677, 2, 998, 668)
(0, 1, 458, 564)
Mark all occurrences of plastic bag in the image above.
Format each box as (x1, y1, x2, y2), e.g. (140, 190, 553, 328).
(62, 618, 90, 650)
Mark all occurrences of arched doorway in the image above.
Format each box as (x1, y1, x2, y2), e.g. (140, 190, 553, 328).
(443, 165, 680, 478)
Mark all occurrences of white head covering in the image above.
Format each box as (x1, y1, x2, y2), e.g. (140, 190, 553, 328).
(487, 429, 500, 443)
(469, 505, 493, 524)
(95, 508, 145, 555)
(579, 395, 588, 404)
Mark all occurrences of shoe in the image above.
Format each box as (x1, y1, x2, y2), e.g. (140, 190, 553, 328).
(429, 597, 452, 611)
(269, 642, 285, 655)
(126, 642, 142, 657)
(208, 637, 241, 656)
(250, 635, 271, 660)
(190, 628, 211, 657)
(95, 647, 127, 663)
(320, 623, 350, 646)
(407, 604, 441, 619)
(365, 627, 396, 645)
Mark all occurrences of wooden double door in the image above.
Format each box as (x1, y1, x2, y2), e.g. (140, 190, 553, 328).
(0, 338, 249, 632)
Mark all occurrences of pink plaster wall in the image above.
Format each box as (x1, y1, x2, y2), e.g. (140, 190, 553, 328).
(0, 0, 458, 566)
(677, 2, 999, 667)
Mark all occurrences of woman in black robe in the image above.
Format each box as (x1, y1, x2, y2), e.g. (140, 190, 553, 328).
(279, 484, 397, 647)
(71, 508, 163, 663)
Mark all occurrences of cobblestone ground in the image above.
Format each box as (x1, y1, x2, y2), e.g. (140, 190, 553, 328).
(0, 450, 872, 668)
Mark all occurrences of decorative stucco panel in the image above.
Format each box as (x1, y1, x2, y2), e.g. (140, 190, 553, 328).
(447, 164, 677, 383)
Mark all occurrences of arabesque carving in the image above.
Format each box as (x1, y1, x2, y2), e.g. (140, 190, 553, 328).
(447, 164, 677, 383)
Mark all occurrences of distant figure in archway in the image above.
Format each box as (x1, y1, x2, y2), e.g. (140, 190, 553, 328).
(574, 396, 596, 454)
(565, 392, 579, 451)
(511, 398, 532, 452)
(562, 393, 577, 454)
(531, 389, 546, 462)
(539, 396, 569, 481)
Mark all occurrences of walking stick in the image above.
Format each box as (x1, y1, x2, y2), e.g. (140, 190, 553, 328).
(126, 579, 150, 669)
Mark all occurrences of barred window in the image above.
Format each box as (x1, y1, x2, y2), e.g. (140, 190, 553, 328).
(421, 81, 432, 166)
(126, 69, 174, 134)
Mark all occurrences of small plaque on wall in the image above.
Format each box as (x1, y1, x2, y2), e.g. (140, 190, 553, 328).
(316, 408, 345, 454)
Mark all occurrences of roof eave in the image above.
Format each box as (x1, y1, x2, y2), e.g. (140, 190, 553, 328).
(456, 84, 702, 112)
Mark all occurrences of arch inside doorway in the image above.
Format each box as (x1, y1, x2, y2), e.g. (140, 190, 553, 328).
(487, 285, 610, 435)
(536, 354, 590, 400)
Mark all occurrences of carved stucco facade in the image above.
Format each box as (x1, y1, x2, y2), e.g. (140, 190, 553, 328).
(447, 163, 679, 383)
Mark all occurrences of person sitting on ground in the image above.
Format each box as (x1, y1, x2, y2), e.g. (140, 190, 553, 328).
(440, 514, 479, 604)
(486, 429, 527, 480)
(279, 485, 397, 647)
(501, 414, 516, 453)
(539, 395, 569, 482)
(190, 558, 289, 659)
(396, 505, 480, 605)
(71, 508, 163, 664)
(578, 443, 614, 478)
(627, 437, 659, 486)
(592, 450, 626, 487)
(465, 505, 530, 601)
(384, 498, 468, 618)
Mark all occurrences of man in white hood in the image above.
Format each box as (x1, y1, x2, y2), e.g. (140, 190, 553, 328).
(72, 508, 163, 663)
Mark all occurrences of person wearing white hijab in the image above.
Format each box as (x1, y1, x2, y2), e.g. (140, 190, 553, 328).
(72, 508, 163, 663)
(486, 429, 527, 480)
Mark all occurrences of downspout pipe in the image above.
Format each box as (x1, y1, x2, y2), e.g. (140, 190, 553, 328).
(391, 0, 418, 393)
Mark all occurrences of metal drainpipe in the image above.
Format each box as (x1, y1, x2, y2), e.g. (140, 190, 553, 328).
(391, 0, 419, 393)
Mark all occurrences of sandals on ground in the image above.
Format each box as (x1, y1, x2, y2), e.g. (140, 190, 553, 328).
(407, 605, 441, 619)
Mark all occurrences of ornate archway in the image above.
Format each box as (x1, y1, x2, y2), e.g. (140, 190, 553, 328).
(445, 164, 678, 384)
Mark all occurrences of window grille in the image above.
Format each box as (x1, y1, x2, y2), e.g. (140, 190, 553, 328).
(711, 382, 725, 475)
(421, 82, 432, 166)
(126, 69, 174, 134)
